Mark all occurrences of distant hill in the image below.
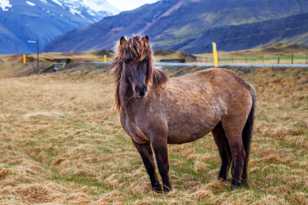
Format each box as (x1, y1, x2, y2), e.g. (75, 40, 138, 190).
(46, 0, 308, 53)
(177, 12, 308, 53)
(0, 0, 118, 54)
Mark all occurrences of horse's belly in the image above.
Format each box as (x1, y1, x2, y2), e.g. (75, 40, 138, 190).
(167, 127, 212, 144)
(166, 113, 219, 144)
(168, 101, 222, 144)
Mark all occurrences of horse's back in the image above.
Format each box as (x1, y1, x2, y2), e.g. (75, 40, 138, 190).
(159, 68, 254, 144)
(175, 68, 255, 99)
(177, 68, 250, 87)
(190, 68, 255, 117)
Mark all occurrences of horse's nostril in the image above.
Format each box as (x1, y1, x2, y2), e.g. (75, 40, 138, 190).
(140, 91, 145, 97)
(139, 86, 147, 97)
(140, 90, 146, 97)
(135, 85, 147, 97)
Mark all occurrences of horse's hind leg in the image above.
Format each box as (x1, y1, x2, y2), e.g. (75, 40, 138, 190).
(212, 122, 232, 181)
(222, 119, 246, 189)
(133, 142, 162, 192)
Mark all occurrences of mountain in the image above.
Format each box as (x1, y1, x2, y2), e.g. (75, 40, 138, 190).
(43, 0, 119, 22)
(178, 13, 308, 53)
(46, 0, 308, 53)
(0, 0, 118, 54)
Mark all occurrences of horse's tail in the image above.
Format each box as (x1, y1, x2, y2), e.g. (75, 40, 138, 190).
(242, 86, 256, 157)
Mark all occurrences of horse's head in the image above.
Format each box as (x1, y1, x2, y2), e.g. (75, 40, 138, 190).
(119, 36, 151, 98)
(113, 36, 168, 109)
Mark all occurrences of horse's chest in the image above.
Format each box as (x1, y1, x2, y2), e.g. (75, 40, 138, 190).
(120, 113, 149, 144)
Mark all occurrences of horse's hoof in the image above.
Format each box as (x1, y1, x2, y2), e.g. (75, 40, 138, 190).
(241, 180, 250, 188)
(152, 185, 162, 193)
(231, 180, 241, 190)
(231, 184, 241, 190)
(163, 185, 172, 193)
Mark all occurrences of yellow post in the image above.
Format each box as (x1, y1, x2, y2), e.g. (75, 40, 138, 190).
(212, 42, 219, 67)
(103, 55, 107, 63)
(22, 54, 27, 64)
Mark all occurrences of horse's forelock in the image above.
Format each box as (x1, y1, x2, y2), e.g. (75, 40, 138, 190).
(113, 35, 153, 76)
(117, 36, 151, 61)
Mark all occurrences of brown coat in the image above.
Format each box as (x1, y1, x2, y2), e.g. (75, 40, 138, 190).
(120, 68, 254, 145)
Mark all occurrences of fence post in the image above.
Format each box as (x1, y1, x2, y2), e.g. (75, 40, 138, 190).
(305, 55, 308, 64)
(212, 42, 219, 67)
(291, 54, 294, 64)
(21, 54, 27, 64)
(277, 56, 280, 64)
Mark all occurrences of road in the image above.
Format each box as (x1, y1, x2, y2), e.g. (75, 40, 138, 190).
(156, 62, 308, 69)
(95, 62, 308, 69)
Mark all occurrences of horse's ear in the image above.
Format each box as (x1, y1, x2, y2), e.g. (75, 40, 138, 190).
(142, 35, 150, 44)
(120, 36, 127, 46)
(144, 35, 149, 41)
(152, 68, 168, 88)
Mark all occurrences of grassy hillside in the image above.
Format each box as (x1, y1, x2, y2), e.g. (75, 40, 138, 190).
(0, 65, 307, 204)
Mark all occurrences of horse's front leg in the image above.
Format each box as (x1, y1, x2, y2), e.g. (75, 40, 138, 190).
(133, 142, 162, 192)
(151, 137, 171, 192)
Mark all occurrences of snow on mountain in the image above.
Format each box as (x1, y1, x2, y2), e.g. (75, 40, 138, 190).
(0, 0, 12, 11)
(83, 0, 119, 14)
(26, 1, 36, 6)
(0, 0, 119, 54)
(0, 0, 119, 19)
(45, 0, 119, 19)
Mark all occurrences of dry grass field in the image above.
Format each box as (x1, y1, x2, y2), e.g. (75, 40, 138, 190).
(0, 64, 307, 205)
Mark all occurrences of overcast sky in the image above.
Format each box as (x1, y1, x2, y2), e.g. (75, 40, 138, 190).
(109, 0, 159, 11)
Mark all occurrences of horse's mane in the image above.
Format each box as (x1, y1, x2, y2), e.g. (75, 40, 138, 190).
(112, 36, 168, 111)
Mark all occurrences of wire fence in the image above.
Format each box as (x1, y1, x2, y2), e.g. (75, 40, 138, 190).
(197, 54, 308, 65)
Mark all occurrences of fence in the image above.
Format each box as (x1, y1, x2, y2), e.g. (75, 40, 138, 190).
(7, 51, 308, 67)
(197, 54, 308, 65)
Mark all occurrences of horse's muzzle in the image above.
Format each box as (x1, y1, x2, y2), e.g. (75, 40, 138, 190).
(136, 85, 147, 97)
